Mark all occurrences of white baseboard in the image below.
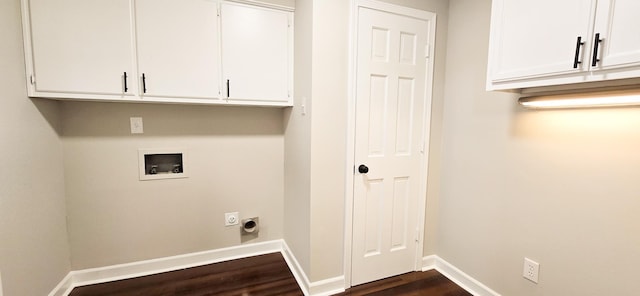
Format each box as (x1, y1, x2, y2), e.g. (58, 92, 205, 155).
(48, 273, 73, 296)
(51, 242, 499, 296)
(49, 240, 282, 296)
(422, 255, 501, 296)
(280, 241, 345, 296)
(308, 275, 345, 296)
(280, 241, 311, 295)
(49, 240, 345, 296)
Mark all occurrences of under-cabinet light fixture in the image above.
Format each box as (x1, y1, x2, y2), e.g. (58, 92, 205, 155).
(519, 89, 640, 109)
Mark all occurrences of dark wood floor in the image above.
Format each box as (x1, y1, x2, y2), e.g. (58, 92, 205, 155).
(70, 252, 470, 296)
(336, 270, 472, 296)
(69, 253, 302, 296)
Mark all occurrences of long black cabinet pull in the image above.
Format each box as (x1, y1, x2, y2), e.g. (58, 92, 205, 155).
(573, 36, 584, 69)
(591, 33, 602, 67)
(142, 73, 147, 93)
(226, 79, 230, 98)
(123, 72, 128, 92)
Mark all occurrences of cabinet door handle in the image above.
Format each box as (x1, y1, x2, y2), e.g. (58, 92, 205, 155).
(591, 33, 602, 67)
(142, 73, 147, 93)
(226, 79, 230, 98)
(123, 72, 128, 92)
(573, 36, 584, 69)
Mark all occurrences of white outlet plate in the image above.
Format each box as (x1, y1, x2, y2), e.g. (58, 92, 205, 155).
(523, 257, 540, 283)
(225, 212, 239, 226)
(130, 117, 144, 134)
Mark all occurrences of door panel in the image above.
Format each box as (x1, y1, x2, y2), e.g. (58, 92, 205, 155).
(28, 0, 135, 95)
(135, 0, 221, 99)
(593, 0, 640, 70)
(488, 0, 595, 81)
(351, 7, 431, 286)
(220, 2, 290, 103)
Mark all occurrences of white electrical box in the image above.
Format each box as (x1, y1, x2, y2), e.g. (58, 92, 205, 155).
(138, 148, 188, 181)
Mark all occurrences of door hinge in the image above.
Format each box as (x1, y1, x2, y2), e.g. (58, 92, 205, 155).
(216, 6, 220, 17)
(424, 44, 430, 59)
(420, 141, 426, 154)
(29, 75, 35, 85)
(415, 228, 421, 243)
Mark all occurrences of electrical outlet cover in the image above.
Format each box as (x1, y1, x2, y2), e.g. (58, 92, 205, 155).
(225, 212, 239, 226)
(523, 257, 540, 283)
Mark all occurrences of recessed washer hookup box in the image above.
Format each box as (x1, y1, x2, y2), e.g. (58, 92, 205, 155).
(138, 148, 188, 181)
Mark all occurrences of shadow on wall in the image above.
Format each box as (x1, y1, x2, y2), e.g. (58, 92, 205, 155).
(31, 98, 63, 136)
(59, 100, 286, 138)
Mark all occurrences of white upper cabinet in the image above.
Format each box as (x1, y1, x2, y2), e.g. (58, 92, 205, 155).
(487, 0, 640, 91)
(488, 0, 595, 82)
(22, 0, 293, 106)
(220, 2, 292, 106)
(592, 0, 640, 71)
(135, 0, 222, 102)
(25, 0, 137, 98)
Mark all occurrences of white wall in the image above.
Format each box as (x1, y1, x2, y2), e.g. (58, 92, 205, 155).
(439, 0, 640, 295)
(0, 0, 71, 294)
(284, 0, 312, 278)
(63, 102, 285, 269)
(284, 0, 350, 282)
(306, 0, 350, 282)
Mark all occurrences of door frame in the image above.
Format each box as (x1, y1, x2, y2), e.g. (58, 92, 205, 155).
(344, 0, 437, 288)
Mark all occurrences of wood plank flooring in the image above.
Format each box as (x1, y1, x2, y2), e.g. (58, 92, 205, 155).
(69, 253, 302, 296)
(69, 252, 470, 296)
(335, 270, 472, 296)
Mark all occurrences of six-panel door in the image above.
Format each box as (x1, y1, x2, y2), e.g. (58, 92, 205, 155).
(351, 7, 431, 286)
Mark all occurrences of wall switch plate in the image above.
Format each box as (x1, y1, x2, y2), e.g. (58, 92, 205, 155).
(225, 212, 239, 226)
(523, 257, 540, 283)
(130, 117, 144, 134)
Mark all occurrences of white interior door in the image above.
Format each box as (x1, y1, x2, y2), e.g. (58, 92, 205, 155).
(351, 5, 433, 286)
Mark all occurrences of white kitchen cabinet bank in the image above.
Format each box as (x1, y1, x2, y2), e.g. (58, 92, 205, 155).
(21, 0, 294, 106)
(487, 0, 640, 91)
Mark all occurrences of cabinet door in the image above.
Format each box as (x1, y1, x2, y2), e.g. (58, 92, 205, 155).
(135, 0, 221, 101)
(592, 0, 640, 71)
(488, 0, 595, 84)
(220, 2, 292, 105)
(27, 0, 136, 96)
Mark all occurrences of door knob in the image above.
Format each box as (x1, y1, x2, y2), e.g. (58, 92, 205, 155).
(358, 164, 369, 174)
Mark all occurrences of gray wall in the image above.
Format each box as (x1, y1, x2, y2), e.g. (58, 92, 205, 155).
(61, 0, 293, 271)
(284, 0, 350, 282)
(284, 0, 312, 279)
(62, 102, 285, 269)
(438, 0, 640, 294)
(0, 0, 71, 294)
